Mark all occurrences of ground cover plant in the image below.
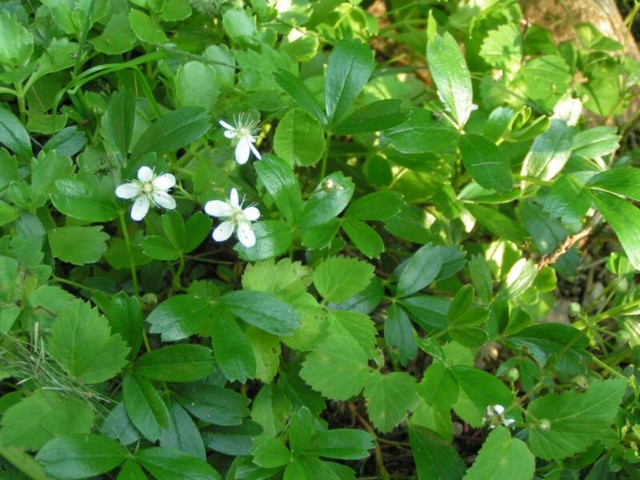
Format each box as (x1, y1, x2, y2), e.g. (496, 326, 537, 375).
(1, 0, 640, 478)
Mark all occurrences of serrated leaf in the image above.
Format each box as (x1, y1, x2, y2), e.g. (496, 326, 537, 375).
(305, 429, 374, 459)
(427, 32, 474, 128)
(313, 256, 375, 303)
(300, 334, 370, 401)
(133, 345, 214, 382)
(123, 373, 170, 442)
(342, 218, 384, 258)
(364, 371, 417, 433)
(136, 447, 223, 480)
(325, 39, 375, 125)
(146, 294, 211, 341)
(480, 24, 523, 73)
(255, 154, 304, 223)
(417, 362, 459, 410)
(221, 290, 300, 336)
(0, 390, 94, 451)
(48, 226, 109, 265)
(51, 178, 119, 222)
(273, 109, 325, 167)
(47, 300, 129, 384)
(409, 425, 466, 480)
(459, 134, 513, 193)
(464, 427, 535, 480)
(527, 379, 626, 460)
(396, 243, 443, 298)
(235, 220, 293, 261)
(36, 434, 126, 480)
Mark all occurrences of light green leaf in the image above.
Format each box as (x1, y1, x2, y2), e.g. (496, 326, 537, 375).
(221, 290, 301, 336)
(252, 436, 291, 468)
(128, 9, 168, 45)
(137, 447, 223, 480)
(503, 259, 537, 300)
(300, 334, 370, 401)
(300, 172, 355, 228)
(51, 178, 119, 222)
(242, 258, 312, 296)
(464, 427, 535, 480)
(146, 294, 210, 341)
(479, 24, 522, 73)
(142, 235, 180, 260)
(364, 371, 417, 433)
(273, 70, 326, 125)
(409, 425, 466, 480)
(176, 61, 219, 110)
(313, 256, 374, 303)
(273, 109, 325, 167)
(520, 117, 575, 182)
(116, 460, 147, 480)
(522, 56, 572, 110)
(417, 362, 459, 411)
(459, 134, 513, 193)
(245, 326, 281, 383)
(396, 243, 443, 298)
(133, 345, 215, 382)
(123, 373, 170, 442)
(235, 220, 293, 261)
(427, 32, 474, 128)
(588, 168, 640, 202)
(345, 191, 404, 221)
(131, 107, 210, 160)
(222, 8, 256, 46)
(0, 390, 94, 451)
(325, 39, 375, 125)
(305, 429, 374, 459)
(382, 109, 458, 154)
(160, 402, 206, 460)
(0, 11, 33, 67)
(36, 434, 126, 480)
(255, 154, 304, 223)
(47, 300, 129, 384)
(572, 126, 620, 159)
(0, 107, 32, 158)
(176, 384, 250, 426)
(91, 13, 136, 55)
(452, 366, 513, 427)
(0, 200, 19, 226)
(465, 203, 528, 244)
(527, 379, 626, 460)
(592, 191, 640, 270)
(541, 174, 591, 226)
(330, 310, 377, 358)
(48, 226, 109, 265)
(342, 218, 385, 259)
(210, 308, 256, 382)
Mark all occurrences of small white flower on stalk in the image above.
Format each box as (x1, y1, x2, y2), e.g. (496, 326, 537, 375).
(219, 113, 262, 165)
(204, 188, 260, 248)
(483, 404, 515, 429)
(115, 166, 176, 221)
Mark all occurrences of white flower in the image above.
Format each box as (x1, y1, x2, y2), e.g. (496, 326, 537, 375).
(483, 404, 515, 429)
(115, 166, 176, 221)
(219, 113, 262, 165)
(204, 188, 260, 247)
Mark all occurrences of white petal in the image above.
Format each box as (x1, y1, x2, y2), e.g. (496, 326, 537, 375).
(235, 138, 251, 165)
(204, 200, 232, 217)
(137, 166, 153, 182)
(131, 196, 150, 221)
(493, 405, 505, 415)
(219, 120, 235, 130)
(237, 222, 256, 248)
(152, 191, 176, 210)
(115, 183, 140, 199)
(243, 206, 260, 221)
(212, 221, 235, 242)
(229, 188, 240, 208)
(249, 142, 262, 160)
(153, 173, 175, 190)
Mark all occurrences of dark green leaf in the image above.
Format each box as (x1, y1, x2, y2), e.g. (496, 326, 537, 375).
(133, 345, 214, 382)
(142, 235, 180, 261)
(345, 191, 404, 221)
(417, 362, 459, 410)
(107, 90, 136, 158)
(137, 447, 222, 480)
(384, 304, 417, 364)
(459, 134, 513, 193)
(48, 226, 109, 266)
(273, 109, 325, 167)
(465, 427, 535, 480)
(274, 69, 326, 125)
(541, 174, 591, 226)
(382, 109, 458, 154)
(588, 168, 640, 203)
(255, 154, 303, 223)
(396, 243, 443, 298)
(0, 107, 31, 158)
(334, 99, 407, 134)
(202, 420, 263, 456)
(183, 213, 212, 252)
(105, 292, 143, 358)
(51, 178, 119, 222)
(176, 384, 250, 426)
(305, 429, 374, 459)
(409, 425, 466, 480)
(300, 172, 355, 228)
(160, 402, 206, 460)
(210, 307, 256, 382)
(252, 436, 291, 468)
(465, 203, 528, 244)
(342, 218, 384, 258)
(123, 373, 170, 442)
(220, 290, 300, 336)
(146, 294, 211, 342)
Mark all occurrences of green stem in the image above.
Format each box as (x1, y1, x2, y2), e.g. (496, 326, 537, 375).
(118, 211, 140, 298)
(589, 354, 628, 381)
(320, 130, 332, 179)
(13, 82, 26, 123)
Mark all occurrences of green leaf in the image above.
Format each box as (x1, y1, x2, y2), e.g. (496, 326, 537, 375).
(202, 420, 262, 456)
(305, 429, 374, 459)
(91, 13, 136, 55)
(0, 11, 33, 67)
(273, 70, 326, 125)
(572, 126, 620, 159)
(325, 39, 375, 125)
(255, 154, 304, 223)
(469, 255, 493, 305)
(48, 226, 109, 265)
(465, 203, 528, 244)
(221, 8, 256, 46)
(542, 174, 591, 226)
(382, 109, 458, 154)
(452, 366, 512, 427)
(176, 61, 219, 110)
(123, 373, 170, 442)
(342, 218, 384, 258)
(0, 390, 94, 451)
(396, 243, 443, 298)
(131, 107, 210, 160)
(133, 345, 215, 382)
(142, 235, 180, 260)
(479, 24, 523, 73)
(116, 460, 147, 480)
(273, 109, 325, 167)
(409, 425, 466, 480)
(521, 116, 575, 181)
(146, 294, 210, 341)
(183, 213, 212, 252)
(105, 292, 143, 359)
(592, 191, 640, 270)
(235, 220, 293, 261)
(464, 427, 535, 480)
(252, 436, 292, 468)
(0, 107, 32, 158)
(160, 402, 206, 460)
(221, 290, 301, 336)
(503, 258, 538, 300)
(334, 99, 407, 134)
(364, 371, 418, 433)
(51, 178, 119, 222)
(459, 134, 513, 193)
(175, 384, 250, 426)
(128, 9, 168, 44)
(313, 256, 374, 303)
(47, 300, 129, 384)
(345, 191, 404, 221)
(210, 308, 256, 382)
(527, 379, 626, 460)
(384, 304, 418, 364)
(36, 434, 126, 480)
(300, 172, 355, 228)
(246, 326, 281, 383)
(522, 56, 572, 111)
(107, 89, 136, 158)
(137, 447, 223, 480)
(417, 362, 459, 410)
(300, 334, 370, 401)
(0, 200, 19, 226)
(588, 168, 640, 203)
(330, 310, 377, 357)
(427, 32, 474, 128)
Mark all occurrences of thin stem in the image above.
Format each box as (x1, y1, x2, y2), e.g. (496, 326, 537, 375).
(320, 130, 332, 179)
(118, 211, 140, 298)
(13, 82, 26, 123)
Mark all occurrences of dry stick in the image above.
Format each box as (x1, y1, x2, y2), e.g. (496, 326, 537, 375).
(536, 213, 602, 271)
(347, 403, 391, 480)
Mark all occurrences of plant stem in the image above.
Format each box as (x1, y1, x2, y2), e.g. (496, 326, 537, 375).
(320, 130, 332, 179)
(118, 211, 140, 298)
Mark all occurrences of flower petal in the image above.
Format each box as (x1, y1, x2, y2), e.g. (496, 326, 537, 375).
(229, 188, 240, 208)
(153, 173, 176, 190)
(249, 142, 262, 160)
(115, 183, 140, 199)
(243, 206, 260, 221)
(219, 119, 235, 131)
(152, 191, 176, 210)
(237, 222, 256, 248)
(131, 196, 150, 221)
(235, 138, 251, 165)
(212, 221, 235, 242)
(204, 200, 232, 217)
(137, 166, 153, 182)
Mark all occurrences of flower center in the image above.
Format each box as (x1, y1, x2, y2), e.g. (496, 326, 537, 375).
(142, 182, 154, 194)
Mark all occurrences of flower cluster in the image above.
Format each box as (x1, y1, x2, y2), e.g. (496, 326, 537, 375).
(483, 404, 515, 429)
(115, 115, 263, 247)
